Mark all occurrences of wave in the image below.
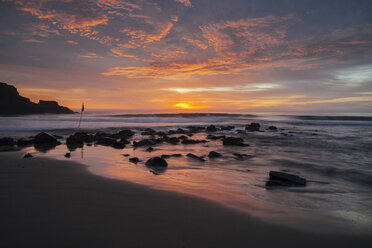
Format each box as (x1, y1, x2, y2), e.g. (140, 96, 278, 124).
(273, 159, 372, 187)
(293, 115, 372, 121)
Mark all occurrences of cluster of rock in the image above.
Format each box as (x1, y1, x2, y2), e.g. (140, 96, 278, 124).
(0, 82, 74, 115)
(1, 132, 61, 152)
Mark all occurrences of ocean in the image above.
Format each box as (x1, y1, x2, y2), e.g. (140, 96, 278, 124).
(1, 112, 372, 232)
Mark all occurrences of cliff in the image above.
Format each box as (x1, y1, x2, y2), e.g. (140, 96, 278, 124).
(0, 82, 74, 115)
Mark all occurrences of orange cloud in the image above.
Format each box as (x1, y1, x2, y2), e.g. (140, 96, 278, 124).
(7, 0, 108, 39)
(120, 21, 174, 44)
(80, 53, 103, 59)
(66, 40, 78, 45)
(23, 39, 43, 43)
(174, 0, 192, 7)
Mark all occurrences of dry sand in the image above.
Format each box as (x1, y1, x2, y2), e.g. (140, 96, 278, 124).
(0, 151, 371, 248)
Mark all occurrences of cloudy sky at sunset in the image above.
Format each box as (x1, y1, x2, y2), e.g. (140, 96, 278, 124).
(0, 0, 371, 113)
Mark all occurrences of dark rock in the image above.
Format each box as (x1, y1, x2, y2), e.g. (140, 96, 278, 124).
(206, 135, 226, 140)
(16, 138, 35, 147)
(146, 147, 154, 152)
(268, 126, 278, 131)
(156, 131, 167, 137)
(208, 151, 222, 158)
(266, 171, 307, 187)
(64, 152, 71, 158)
(187, 126, 205, 133)
(141, 128, 156, 135)
(222, 137, 249, 146)
(133, 139, 158, 147)
(245, 122, 260, 132)
(34, 132, 61, 145)
(186, 153, 205, 162)
(129, 157, 139, 164)
(220, 125, 235, 131)
(34, 132, 61, 151)
(145, 157, 168, 167)
(96, 137, 116, 146)
(181, 139, 208, 144)
(206, 125, 218, 132)
(162, 136, 180, 144)
(161, 154, 182, 159)
(23, 153, 33, 158)
(113, 129, 134, 139)
(112, 141, 126, 149)
(72, 132, 95, 143)
(0, 82, 73, 115)
(178, 135, 188, 140)
(66, 135, 84, 150)
(119, 138, 130, 144)
(177, 128, 187, 134)
(122, 154, 130, 157)
(0, 137, 15, 146)
(167, 128, 187, 135)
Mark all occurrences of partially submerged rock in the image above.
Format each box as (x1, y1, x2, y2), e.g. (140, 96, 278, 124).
(161, 154, 182, 159)
(129, 157, 139, 164)
(206, 125, 218, 132)
(23, 153, 33, 158)
(181, 139, 208, 145)
(268, 126, 278, 131)
(186, 153, 205, 162)
(220, 125, 235, 131)
(206, 135, 226, 140)
(64, 152, 71, 158)
(208, 151, 222, 158)
(0, 137, 15, 147)
(34, 132, 61, 151)
(141, 128, 156, 136)
(222, 137, 249, 146)
(17, 138, 35, 147)
(245, 122, 260, 132)
(266, 171, 307, 187)
(146, 147, 154, 152)
(145, 157, 168, 167)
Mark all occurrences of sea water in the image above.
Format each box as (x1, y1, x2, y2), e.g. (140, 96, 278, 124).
(1, 112, 372, 232)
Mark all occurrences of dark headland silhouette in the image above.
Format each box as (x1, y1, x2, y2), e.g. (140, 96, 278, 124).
(0, 82, 74, 115)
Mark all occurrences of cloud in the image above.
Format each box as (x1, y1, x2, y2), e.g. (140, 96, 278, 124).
(6, 0, 108, 40)
(66, 40, 78, 45)
(97, 0, 141, 12)
(165, 84, 278, 93)
(27, 23, 60, 37)
(80, 52, 103, 58)
(120, 21, 174, 44)
(174, 0, 192, 7)
(23, 39, 44, 43)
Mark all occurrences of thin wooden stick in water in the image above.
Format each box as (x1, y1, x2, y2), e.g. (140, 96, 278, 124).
(77, 103, 84, 129)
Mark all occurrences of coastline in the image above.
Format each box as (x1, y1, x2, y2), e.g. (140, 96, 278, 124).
(1, 151, 371, 248)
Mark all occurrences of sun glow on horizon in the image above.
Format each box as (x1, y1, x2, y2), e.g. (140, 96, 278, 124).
(173, 102, 195, 109)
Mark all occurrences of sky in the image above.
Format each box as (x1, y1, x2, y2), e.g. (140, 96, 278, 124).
(0, 0, 371, 113)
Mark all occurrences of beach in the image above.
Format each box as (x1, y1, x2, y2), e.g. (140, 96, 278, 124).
(1, 151, 371, 248)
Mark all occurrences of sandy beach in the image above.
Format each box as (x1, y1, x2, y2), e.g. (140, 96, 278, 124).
(1, 151, 371, 248)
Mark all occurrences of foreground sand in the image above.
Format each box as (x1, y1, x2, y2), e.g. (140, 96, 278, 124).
(0, 152, 371, 248)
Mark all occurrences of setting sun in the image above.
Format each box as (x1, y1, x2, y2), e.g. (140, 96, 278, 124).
(173, 102, 194, 109)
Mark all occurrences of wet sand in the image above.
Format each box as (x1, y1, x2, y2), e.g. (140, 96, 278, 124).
(0, 151, 371, 248)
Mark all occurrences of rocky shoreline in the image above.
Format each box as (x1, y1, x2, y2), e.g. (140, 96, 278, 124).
(0, 122, 307, 188)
